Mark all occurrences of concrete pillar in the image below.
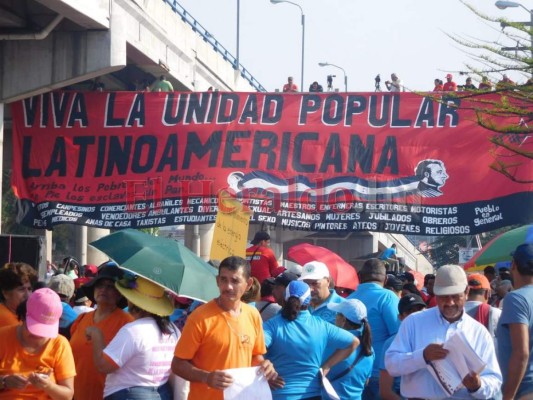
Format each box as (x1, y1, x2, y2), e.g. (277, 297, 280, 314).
(184, 224, 215, 261)
(87, 227, 110, 265)
(46, 230, 52, 263)
(76, 225, 87, 265)
(199, 224, 215, 261)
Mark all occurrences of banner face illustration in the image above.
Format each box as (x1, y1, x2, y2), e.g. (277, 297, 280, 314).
(10, 91, 533, 234)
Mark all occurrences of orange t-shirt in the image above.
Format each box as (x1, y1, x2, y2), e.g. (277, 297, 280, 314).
(0, 325, 76, 399)
(174, 300, 266, 400)
(69, 308, 133, 400)
(0, 303, 19, 327)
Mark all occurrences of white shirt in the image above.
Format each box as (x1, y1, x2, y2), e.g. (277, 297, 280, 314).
(385, 307, 502, 399)
(103, 317, 180, 397)
(388, 79, 404, 92)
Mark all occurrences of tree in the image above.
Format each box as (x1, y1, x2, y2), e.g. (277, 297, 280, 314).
(442, 1, 533, 183)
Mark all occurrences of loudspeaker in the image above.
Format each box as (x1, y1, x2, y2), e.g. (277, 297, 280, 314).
(0, 235, 43, 270)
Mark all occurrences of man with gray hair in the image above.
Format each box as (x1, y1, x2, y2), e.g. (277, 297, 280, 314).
(299, 261, 344, 324)
(385, 73, 404, 92)
(385, 264, 502, 399)
(498, 243, 533, 400)
(347, 258, 400, 399)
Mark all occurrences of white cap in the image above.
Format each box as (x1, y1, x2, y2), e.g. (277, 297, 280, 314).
(298, 261, 330, 281)
(434, 264, 468, 296)
(328, 299, 367, 324)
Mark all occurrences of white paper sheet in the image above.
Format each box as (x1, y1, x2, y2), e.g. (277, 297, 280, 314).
(320, 368, 341, 400)
(223, 366, 272, 400)
(427, 330, 487, 396)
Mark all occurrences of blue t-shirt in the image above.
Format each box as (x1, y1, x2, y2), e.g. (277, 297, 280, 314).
(324, 329, 375, 400)
(497, 285, 533, 398)
(381, 247, 396, 260)
(309, 289, 345, 325)
(264, 310, 354, 400)
(60, 302, 78, 328)
(347, 282, 400, 377)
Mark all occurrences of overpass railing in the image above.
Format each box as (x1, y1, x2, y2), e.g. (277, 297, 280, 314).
(163, 0, 266, 92)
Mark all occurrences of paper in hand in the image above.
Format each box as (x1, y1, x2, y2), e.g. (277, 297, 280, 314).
(223, 366, 272, 400)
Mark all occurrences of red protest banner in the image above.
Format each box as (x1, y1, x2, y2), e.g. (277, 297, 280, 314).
(10, 91, 533, 234)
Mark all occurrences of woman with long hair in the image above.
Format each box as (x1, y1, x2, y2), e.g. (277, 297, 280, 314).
(69, 262, 134, 399)
(0, 288, 75, 399)
(326, 299, 375, 399)
(264, 281, 358, 400)
(86, 274, 180, 400)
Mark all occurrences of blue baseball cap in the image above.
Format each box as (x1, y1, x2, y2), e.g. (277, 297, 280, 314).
(511, 243, 533, 269)
(285, 281, 311, 306)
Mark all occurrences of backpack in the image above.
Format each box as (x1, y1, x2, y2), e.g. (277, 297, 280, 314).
(466, 303, 491, 329)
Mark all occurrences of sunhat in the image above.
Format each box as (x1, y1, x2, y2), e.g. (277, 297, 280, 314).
(115, 275, 174, 316)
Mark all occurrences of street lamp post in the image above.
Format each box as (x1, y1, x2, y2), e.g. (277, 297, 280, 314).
(495, 1, 533, 63)
(236, 0, 240, 69)
(318, 62, 348, 92)
(271, 0, 305, 91)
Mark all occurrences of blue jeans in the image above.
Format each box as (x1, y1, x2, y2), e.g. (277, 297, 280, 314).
(104, 383, 172, 400)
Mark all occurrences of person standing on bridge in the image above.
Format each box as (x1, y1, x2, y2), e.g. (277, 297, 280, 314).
(152, 75, 174, 92)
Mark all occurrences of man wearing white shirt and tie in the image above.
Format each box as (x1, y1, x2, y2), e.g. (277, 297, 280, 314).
(385, 264, 502, 399)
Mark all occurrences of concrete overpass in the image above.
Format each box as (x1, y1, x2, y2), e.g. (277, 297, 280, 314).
(0, 0, 262, 103)
(0, 0, 434, 275)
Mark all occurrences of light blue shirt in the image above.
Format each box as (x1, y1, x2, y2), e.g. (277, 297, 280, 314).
(385, 307, 502, 399)
(347, 282, 400, 377)
(325, 329, 375, 400)
(309, 289, 345, 324)
(60, 302, 78, 328)
(264, 310, 355, 400)
(497, 285, 533, 398)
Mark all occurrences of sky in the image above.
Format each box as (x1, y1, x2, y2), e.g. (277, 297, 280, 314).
(177, 0, 531, 92)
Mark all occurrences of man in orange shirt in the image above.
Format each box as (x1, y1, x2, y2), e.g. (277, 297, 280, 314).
(171, 256, 279, 400)
(246, 231, 284, 285)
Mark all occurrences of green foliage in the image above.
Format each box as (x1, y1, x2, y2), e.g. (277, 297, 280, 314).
(443, 2, 533, 183)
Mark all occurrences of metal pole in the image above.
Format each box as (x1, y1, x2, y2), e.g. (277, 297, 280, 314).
(530, 10, 533, 63)
(236, 0, 240, 69)
(344, 74, 348, 92)
(301, 12, 305, 91)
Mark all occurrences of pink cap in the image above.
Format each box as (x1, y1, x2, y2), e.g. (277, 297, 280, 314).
(26, 288, 62, 338)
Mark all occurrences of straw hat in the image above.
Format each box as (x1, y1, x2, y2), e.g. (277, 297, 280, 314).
(115, 275, 174, 316)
